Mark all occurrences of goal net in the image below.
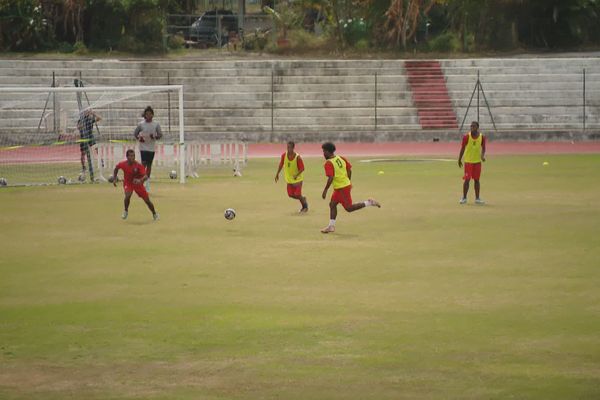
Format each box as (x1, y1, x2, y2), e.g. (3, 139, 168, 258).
(0, 84, 194, 186)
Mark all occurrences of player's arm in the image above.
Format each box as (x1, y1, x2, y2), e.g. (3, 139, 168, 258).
(481, 136, 486, 162)
(111, 165, 120, 187)
(458, 136, 467, 167)
(152, 124, 163, 140)
(93, 112, 102, 123)
(322, 161, 334, 199)
(274, 154, 284, 182)
(322, 176, 333, 199)
(342, 156, 352, 180)
(133, 165, 148, 185)
(133, 174, 148, 185)
(133, 125, 143, 142)
(293, 156, 305, 180)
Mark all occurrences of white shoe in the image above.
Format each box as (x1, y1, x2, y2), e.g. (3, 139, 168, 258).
(475, 198, 485, 205)
(321, 225, 335, 234)
(121, 211, 128, 220)
(459, 198, 467, 204)
(153, 213, 160, 221)
(368, 198, 381, 208)
(145, 180, 150, 192)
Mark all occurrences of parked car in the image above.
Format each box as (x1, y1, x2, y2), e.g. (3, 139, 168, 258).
(189, 10, 239, 47)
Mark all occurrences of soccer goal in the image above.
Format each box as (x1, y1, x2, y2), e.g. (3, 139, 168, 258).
(0, 84, 187, 186)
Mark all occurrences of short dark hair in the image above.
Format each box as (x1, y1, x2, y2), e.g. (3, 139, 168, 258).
(287, 141, 295, 147)
(471, 121, 479, 128)
(142, 106, 154, 117)
(126, 149, 135, 156)
(322, 142, 336, 154)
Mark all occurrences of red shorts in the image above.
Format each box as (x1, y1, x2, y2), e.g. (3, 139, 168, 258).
(287, 182, 303, 197)
(124, 182, 149, 200)
(331, 185, 353, 210)
(463, 162, 482, 181)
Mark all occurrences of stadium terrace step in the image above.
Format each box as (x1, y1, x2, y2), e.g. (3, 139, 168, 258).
(405, 61, 458, 129)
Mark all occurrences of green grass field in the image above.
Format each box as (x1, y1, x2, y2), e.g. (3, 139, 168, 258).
(1, 154, 599, 399)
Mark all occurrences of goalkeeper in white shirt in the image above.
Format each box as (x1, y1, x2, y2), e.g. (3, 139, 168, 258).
(133, 106, 162, 191)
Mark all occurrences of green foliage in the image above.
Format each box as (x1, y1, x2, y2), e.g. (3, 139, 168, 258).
(167, 33, 185, 49)
(427, 31, 460, 52)
(340, 17, 369, 46)
(73, 40, 88, 54)
(119, 0, 167, 52)
(288, 28, 327, 50)
(354, 38, 370, 50)
(0, 0, 53, 51)
(87, 0, 127, 50)
(243, 29, 268, 51)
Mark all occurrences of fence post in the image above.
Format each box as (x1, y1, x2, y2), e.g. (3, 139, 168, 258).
(52, 72, 57, 136)
(477, 70, 480, 123)
(583, 68, 586, 133)
(374, 72, 378, 132)
(167, 72, 171, 136)
(271, 66, 274, 134)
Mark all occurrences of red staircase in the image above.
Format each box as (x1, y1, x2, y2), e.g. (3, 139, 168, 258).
(405, 60, 458, 129)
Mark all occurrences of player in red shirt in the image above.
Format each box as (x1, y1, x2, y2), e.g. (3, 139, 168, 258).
(320, 142, 380, 233)
(111, 149, 159, 221)
(274, 141, 308, 213)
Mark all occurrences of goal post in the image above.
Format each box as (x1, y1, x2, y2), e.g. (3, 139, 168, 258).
(0, 84, 187, 185)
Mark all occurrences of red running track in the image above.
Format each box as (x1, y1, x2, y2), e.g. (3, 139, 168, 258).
(1, 142, 600, 164)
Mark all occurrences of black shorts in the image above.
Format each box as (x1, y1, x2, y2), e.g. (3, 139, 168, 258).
(79, 139, 95, 152)
(140, 150, 155, 166)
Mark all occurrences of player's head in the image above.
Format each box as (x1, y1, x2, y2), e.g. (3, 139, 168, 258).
(126, 149, 135, 163)
(287, 141, 295, 153)
(322, 142, 336, 159)
(143, 106, 154, 121)
(470, 121, 479, 133)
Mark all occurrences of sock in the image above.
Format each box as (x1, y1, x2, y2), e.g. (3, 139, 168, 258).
(329, 219, 336, 227)
(364, 200, 371, 207)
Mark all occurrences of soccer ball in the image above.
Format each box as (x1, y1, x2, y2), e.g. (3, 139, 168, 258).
(58, 176, 67, 185)
(169, 170, 177, 179)
(107, 175, 115, 183)
(0, 178, 7, 186)
(224, 208, 236, 220)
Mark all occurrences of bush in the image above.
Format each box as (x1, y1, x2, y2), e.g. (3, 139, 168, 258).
(73, 41, 88, 54)
(341, 18, 369, 46)
(167, 34, 185, 49)
(288, 29, 325, 51)
(57, 42, 74, 53)
(354, 39, 370, 51)
(0, 0, 54, 51)
(87, 0, 127, 51)
(243, 30, 268, 51)
(428, 32, 460, 52)
(118, 0, 167, 53)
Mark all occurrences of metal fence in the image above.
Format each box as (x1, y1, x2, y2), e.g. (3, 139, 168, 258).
(166, 13, 273, 47)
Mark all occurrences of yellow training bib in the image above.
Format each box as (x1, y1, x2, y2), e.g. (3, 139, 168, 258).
(329, 155, 351, 189)
(464, 133, 484, 163)
(284, 152, 303, 184)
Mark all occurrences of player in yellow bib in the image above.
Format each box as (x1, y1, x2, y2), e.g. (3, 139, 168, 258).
(458, 121, 486, 204)
(275, 141, 308, 213)
(320, 142, 380, 233)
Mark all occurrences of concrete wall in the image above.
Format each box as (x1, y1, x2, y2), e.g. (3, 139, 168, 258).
(0, 57, 599, 142)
